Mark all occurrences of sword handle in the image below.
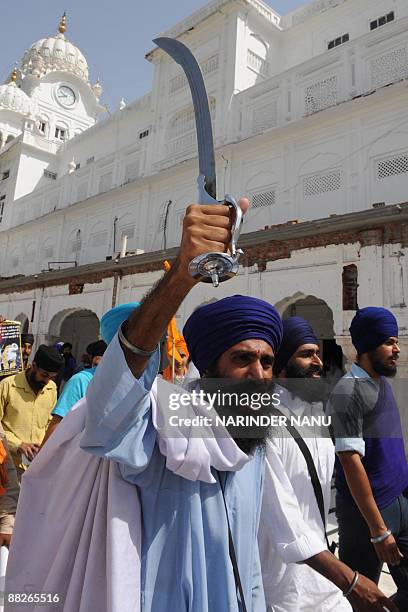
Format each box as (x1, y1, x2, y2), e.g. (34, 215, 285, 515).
(189, 176, 244, 287)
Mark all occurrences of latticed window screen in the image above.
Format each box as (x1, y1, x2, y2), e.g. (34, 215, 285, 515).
(252, 101, 277, 134)
(251, 190, 276, 209)
(370, 47, 408, 90)
(304, 76, 337, 115)
(377, 153, 408, 180)
(303, 170, 341, 197)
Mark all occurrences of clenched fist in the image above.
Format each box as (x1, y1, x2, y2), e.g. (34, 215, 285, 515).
(176, 198, 249, 283)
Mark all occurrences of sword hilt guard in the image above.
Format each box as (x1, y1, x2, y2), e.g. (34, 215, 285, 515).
(188, 175, 244, 287)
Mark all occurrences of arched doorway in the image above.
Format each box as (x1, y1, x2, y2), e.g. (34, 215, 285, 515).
(277, 294, 345, 382)
(48, 309, 100, 361)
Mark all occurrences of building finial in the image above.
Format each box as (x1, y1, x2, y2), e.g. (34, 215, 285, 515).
(10, 68, 17, 83)
(59, 12, 67, 34)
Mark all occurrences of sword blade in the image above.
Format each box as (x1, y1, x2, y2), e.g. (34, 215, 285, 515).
(153, 37, 217, 200)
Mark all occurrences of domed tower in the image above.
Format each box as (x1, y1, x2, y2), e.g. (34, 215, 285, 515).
(0, 14, 104, 230)
(11, 13, 103, 144)
(0, 69, 37, 148)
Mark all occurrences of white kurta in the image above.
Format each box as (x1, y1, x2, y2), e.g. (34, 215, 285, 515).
(259, 388, 351, 612)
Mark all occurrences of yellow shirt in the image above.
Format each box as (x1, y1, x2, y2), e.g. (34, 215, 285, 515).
(0, 371, 57, 471)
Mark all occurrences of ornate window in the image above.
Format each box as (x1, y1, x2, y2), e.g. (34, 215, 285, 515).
(169, 55, 219, 94)
(251, 190, 276, 209)
(377, 152, 408, 180)
(252, 101, 277, 134)
(370, 47, 408, 90)
(303, 170, 341, 197)
(166, 98, 216, 156)
(304, 76, 337, 115)
(55, 127, 66, 141)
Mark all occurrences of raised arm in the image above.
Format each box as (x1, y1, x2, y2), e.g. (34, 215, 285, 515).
(121, 202, 244, 378)
(81, 201, 248, 468)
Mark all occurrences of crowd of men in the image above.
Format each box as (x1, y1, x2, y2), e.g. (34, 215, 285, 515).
(0, 200, 407, 611)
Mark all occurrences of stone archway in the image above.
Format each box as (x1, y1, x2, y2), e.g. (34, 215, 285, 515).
(14, 313, 29, 334)
(277, 293, 345, 380)
(48, 308, 99, 361)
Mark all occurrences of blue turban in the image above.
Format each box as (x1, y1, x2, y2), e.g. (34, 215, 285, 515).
(100, 302, 140, 345)
(349, 307, 398, 354)
(183, 295, 283, 375)
(273, 316, 318, 375)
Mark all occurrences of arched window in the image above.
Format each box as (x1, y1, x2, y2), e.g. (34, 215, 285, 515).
(166, 98, 215, 156)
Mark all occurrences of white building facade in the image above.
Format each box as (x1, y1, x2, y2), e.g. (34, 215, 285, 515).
(1, 0, 408, 374)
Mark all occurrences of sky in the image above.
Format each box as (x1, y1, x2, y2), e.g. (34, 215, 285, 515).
(1, 0, 307, 113)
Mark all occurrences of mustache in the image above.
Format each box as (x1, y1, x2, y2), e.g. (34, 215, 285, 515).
(303, 364, 323, 377)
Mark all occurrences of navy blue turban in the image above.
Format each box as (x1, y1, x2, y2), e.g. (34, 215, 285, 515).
(183, 295, 283, 375)
(350, 307, 398, 354)
(273, 316, 318, 375)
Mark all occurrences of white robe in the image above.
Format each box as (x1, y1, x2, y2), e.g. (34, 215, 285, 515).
(5, 375, 249, 612)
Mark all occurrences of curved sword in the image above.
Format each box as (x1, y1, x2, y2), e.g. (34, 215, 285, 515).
(153, 37, 243, 286)
(153, 36, 216, 201)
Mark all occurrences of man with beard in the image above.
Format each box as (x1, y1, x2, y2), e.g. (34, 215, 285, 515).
(328, 307, 408, 610)
(20, 333, 34, 371)
(5, 204, 396, 611)
(259, 317, 390, 611)
(0, 345, 63, 478)
(79, 288, 283, 612)
(73, 198, 288, 612)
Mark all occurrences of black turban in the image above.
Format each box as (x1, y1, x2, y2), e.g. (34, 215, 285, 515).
(21, 333, 34, 345)
(33, 345, 64, 373)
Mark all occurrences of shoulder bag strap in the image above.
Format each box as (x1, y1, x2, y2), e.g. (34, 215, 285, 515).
(217, 471, 248, 612)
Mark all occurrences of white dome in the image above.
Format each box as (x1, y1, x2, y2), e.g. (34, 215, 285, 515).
(20, 32, 89, 82)
(0, 81, 35, 116)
